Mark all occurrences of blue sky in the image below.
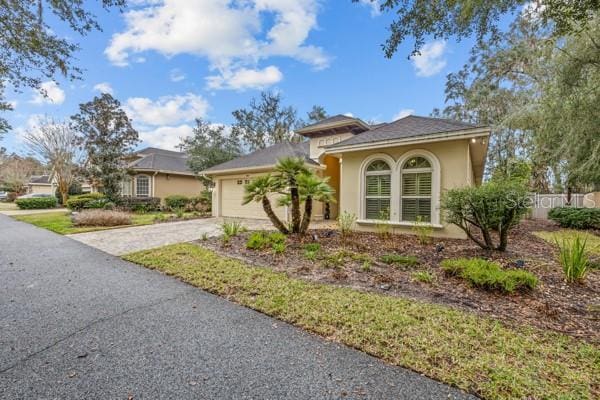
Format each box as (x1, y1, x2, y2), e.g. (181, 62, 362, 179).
(2, 0, 479, 153)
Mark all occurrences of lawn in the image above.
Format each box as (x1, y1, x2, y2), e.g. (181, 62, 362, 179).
(14, 211, 171, 234)
(124, 243, 599, 400)
(534, 229, 600, 255)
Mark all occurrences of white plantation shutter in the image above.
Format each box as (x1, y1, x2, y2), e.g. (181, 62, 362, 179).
(401, 157, 433, 222)
(365, 160, 391, 220)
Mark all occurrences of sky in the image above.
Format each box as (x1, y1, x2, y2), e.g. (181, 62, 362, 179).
(2, 0, 482, 154)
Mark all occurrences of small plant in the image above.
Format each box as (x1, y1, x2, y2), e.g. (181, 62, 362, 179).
(555, 234, 589, 283)
(412, 271, 434, 283)
(221, 234, 231, 245)
(441, 258, 538, 293)
(201, 232, 209, 241)
(220, 220, 245, 237)
(246, 231, 269, 250)
(412, 216, 433, 244)
(361, 260, 372, 272)
(338, 211, 356, 237)
(304, 243, 321, 252)
(267, 232, 286, 245)
(380, 254, 419, 267)
(272, 241, 286, 254)
(375, 210, 391, 239)
(174, 207, 185, 218)
(321, 250, 348, 268)
(153, 213, 167, 223)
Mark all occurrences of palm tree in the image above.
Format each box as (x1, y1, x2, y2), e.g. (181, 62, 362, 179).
(242, 175, 289, 234)
(274, 157, 309, 233)
(298, 173, 336, 233)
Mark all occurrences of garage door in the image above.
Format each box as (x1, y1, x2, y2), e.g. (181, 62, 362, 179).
(220, 178, 287, 220)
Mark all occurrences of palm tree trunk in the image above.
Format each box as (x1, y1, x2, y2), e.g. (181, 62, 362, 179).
(262, 197, 289, 234)
(300, 196, 313, 234)
(291, 186, 301, 233)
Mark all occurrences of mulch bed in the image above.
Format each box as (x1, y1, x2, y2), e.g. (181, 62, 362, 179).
(198, 219, 600, 343)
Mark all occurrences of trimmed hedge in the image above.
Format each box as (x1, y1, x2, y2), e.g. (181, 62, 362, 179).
(115, 196, 161, 212)
(548, 207, 600, 230)
(15, 196, 58, 210)
(165, 195, 190, 210)
(66, 193, 106, 210)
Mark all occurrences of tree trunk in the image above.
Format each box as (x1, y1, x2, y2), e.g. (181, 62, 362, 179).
(290, 186, 301, 233)
(497, 227, 509, 251)
(262, 197, 289, 234)
(299, 196, 312, 234)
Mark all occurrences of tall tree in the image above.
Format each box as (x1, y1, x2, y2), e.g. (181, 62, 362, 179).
(180, 118, 241, 181)
(231, 91, 300, 151)
(71, 93, 139, 200)
(24, 118, 81, 204)
(357, 0, 599, 57)
(0, 0, 125, 135)
(306, 105, 328, 124)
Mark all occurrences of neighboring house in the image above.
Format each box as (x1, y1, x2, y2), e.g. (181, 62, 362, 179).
(203, 114, 490, 239)
(122, 147, 205, 200)
(27, 175, 93, 196)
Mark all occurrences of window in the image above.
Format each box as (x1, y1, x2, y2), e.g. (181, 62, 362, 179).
(135, 175, 150, 197)
(365, 160, 391, 220)
(121, 176, 132, 196)
(401, 157, 432, 222)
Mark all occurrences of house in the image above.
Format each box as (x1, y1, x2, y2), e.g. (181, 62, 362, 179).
(203, 114, 491, 239)
(121, 147, 205, 201)
(27, 175, 93, 196)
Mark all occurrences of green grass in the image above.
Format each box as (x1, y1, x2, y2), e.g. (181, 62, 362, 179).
(123, 244, 599, 400)
(14, 211, 178, 234)
(535, 230, 600, 256)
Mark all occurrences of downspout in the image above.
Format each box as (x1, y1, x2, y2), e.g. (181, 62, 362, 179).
(152, 171, 158, 198)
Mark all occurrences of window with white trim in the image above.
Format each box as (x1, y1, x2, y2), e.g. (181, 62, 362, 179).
(365, 160, 391, 220)
(135, 175, 150, 197)
(401, 156, 432, 222)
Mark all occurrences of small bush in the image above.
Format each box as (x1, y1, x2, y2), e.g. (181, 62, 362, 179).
(115, 196, 161, 212)
(338, 211, 356, 237)
(174, 208, 185, 218)
(246, 231, 270, 250)
(15, 196, 58, 210)
(375, 210, 391, 239)
(412, 271, 434, 283)
(66, 193, 105, 210)
(441, 258, 538, 293)
(72, 210, 132, 227)
(220, 220, 246, 238)
(272, 242, 286, 254)
(267, 232, 286, 245)
(165, 195, 190, 211)
(304, 243, 321, 252)
(555, 234, 589, 283)
(304, 243, 321, 261)
(84, 198, 111, 209)
(380, 254, 419, 267)
(548, 207, 600, 230)
(412, 216, 433, 244)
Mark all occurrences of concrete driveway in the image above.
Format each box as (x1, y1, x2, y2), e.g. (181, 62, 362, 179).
(67, 217, 273, 255)
(0, 214, 474, 399)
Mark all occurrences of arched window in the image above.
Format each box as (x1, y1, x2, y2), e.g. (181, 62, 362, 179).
(365, 160, 391, 220)
(401, 156, 432, 222)
(135, 175, 150, 197)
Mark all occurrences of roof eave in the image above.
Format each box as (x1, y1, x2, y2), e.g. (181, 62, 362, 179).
(201, 161, 325, 176)
(129, 168, 197, 177)
(296, 119, 370, 136)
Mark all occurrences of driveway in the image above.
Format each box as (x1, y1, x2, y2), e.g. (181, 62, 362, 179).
(67, 217, 274, 255)
(0, 215, 474, 399)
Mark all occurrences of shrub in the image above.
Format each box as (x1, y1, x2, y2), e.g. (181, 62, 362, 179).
(304, 243, 321, 252)
(15, 196, 58, 210)
(267, 232, 286, 245)
(220, 220, 246, 237)
(165, 195, 190, 211)
(375, 210, 391, 239)
(548, 207, 600, 230)
(272, 242, 286, 254)
(412, 271, 434, 283)
(412, 216, 433, 244)
(246, 231, 270, 250)
(66, 193, 106, 210)
(338, 211, 356, 237)
(115, 196, 161, 212)
(441, 258, 538, 293)
(174, 208, 185, 218)
(84, 198, 111, 209)
(380, 254, 419, 267)
(555, 234, 589, 283)
(72, 210, 132, 227)
(442, 180, 529, 251)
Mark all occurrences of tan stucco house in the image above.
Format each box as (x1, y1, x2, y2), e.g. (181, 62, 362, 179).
(122, 147, 205, 201)
(203, 115, 490, 238)
(27, 175, 93, 195)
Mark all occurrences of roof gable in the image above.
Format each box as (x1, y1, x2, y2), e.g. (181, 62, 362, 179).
(296, 114, 370, 137)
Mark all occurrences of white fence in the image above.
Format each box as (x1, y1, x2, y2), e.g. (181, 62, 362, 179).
(529, 193, 585, 220)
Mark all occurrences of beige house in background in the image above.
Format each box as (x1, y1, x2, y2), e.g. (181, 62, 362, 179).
(27, 175, 93, 195)
(122, 147, 205, 201)
(203, 115, 490, 239)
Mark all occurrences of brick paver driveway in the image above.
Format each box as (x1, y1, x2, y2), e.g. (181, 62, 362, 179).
(67, 217, 273, 255)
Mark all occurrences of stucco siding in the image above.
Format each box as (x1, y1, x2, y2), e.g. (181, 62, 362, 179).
(153, 173, 205, 200)
(28, 184, 54, 195)
(338, 139, 471, 239)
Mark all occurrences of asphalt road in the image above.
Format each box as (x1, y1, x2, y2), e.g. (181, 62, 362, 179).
(0, 215, 475, 399)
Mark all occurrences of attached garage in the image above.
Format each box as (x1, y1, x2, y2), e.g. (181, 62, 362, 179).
(217, 176, 288, 220)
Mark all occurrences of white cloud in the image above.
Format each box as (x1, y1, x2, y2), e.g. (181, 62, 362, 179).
(343, 112, 354, 117)
(13, 114, 46, 145)
(206, 65, 283, 90)
(124, 93, 209, 126)
(138, 124, 194, 150)
(169, 68, 186, 82)
(411, 40, 447, 77)
(93, 82, 114, 95)
(393, 108, 414, 120)
(30, 81, 65, 105)
(359, 0, 381, 16)
(521, 1, 546, 19)
(105, 0, 329, 90)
